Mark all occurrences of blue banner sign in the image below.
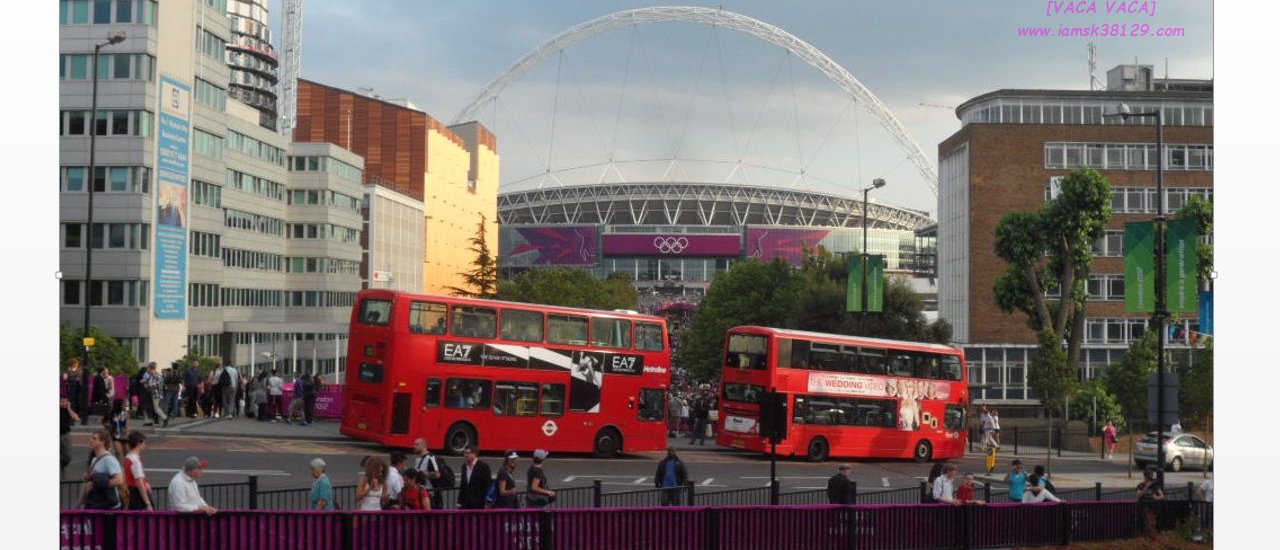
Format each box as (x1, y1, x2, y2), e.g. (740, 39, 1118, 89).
(153, 75, 191, 319)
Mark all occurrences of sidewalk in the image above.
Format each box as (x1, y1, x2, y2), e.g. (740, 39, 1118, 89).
(71, 413, 349, 442)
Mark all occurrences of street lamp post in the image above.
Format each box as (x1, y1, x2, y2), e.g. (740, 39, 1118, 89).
(1104, 104, 1167, 486)
(81, 31, 127, 366)
(861, 178, 886, 334)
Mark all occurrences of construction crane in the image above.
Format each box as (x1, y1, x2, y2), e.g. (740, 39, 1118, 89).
(279, 0, 303, 138)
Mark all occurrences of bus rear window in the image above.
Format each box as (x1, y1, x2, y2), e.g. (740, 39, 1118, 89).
(358, 299, 392, 326)
(635, 323, 665, 351)
(723, 382, 763, 404)
(726, 334, 767, 370)
(358, 363, 383, 384)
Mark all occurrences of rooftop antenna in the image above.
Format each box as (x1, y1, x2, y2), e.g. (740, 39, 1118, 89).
(1087, 42, 1103, 91)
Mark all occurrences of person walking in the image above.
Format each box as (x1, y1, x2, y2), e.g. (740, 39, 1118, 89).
(208, 366, 224, 418)
(980, 405, 998, 450)
(458, 446, 493, 510)
(60, 397, 80, 479)
(1135, 466, 1164, 537)
(79, 430, 124, 510)
(385, 451, 406, 509)
(309, 458, 334, 510)
(65, 359, 86, 425)
(168, 457, 218, 515)
(401, 469, 432, 510)
(123, 431, 154, 510)
(932, 463, 960, 505)
(162, 367, 182, 421)
(182, 364, 202, 418)
(526, 449, 556, 508)
(267, 369, 284, 421)
(236, 372, 248, 418)
(251, 372, 269, 421)
(412, 438, 449, 510)
(689, 398, 709, 445)
(142, 363, 168, 427)
(303, 372, 318, 426)
(219, 363, 238, 420)
(105, 399, 129, 459)
(1103, 421, 1118, 459)
(826, 464, 854, 504)
(286, 373, 306, 424)
(93, 368, 115, 420)
(1003, 460, 1028, 502)
(356, 457, 388, 511)
(655, 449, 688, 506)
(493, 451, 521, 509)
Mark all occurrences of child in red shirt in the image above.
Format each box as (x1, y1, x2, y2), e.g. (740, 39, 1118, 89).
(955, 473, 985, 504)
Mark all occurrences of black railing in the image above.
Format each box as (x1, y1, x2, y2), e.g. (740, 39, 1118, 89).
(692, 485, 773, 506)
(777, 488, 828, 506)
(857, 485, 922, 505)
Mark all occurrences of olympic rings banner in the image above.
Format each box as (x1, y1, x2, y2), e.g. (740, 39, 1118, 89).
(601, 234, 741, 256)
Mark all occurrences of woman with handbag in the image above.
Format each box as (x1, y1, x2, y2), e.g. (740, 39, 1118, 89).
(525, 449, 556, 508)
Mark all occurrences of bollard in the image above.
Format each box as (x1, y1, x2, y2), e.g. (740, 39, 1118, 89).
(248, 475, 259, 510)
(593, 480, 603, 508)
(1095, 482, 1103, 501)
(1014, 426, 1019, 455)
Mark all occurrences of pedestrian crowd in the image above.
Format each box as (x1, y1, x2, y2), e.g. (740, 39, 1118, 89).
(666, 383, 719, 444)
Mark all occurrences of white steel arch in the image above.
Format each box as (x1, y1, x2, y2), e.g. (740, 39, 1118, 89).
(453, 6, 939, 197)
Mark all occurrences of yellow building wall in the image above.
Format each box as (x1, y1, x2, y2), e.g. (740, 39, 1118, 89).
(422, 125, 498, 295)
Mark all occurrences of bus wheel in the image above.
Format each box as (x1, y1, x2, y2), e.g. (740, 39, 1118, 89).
(913, 439, 933, 463)
(806, 437, 829, 463)
(445, 423, 477, 456)
(593, 427, 622, 459)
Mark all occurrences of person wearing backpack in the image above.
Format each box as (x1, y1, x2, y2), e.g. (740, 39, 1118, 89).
(218, 363, 238, 420)
(78, 430, 124, 510)
(413, 438, 452, 510)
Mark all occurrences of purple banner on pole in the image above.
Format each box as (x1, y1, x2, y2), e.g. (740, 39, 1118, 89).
(503, 226, 598, 266)
(745, 228, 833, 265)
(601, 234, 741, 257)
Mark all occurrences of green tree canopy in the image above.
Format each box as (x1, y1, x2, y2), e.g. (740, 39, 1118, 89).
(60, 323, 139, 375)
(497, 267, 638, 311)
(1070, 379, 1126, 432)
(446, 214, 498, 298)
(1104, 331, 1157, 422)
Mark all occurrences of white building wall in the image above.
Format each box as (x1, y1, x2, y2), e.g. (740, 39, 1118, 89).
(937, 143, 970, 343)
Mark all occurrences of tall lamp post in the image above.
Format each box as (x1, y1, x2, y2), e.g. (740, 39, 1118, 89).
(1103, 103, 1166, 486)
(81, 31, 127, 366)
(861, 178, 886, 333)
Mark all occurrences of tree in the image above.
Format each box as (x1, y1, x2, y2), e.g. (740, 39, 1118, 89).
(446, 214, 498, 298)
(1105, 331, 1157, 423)
(678, 259, 804, 380)
(1178, 341, 1213, 425)
(60, 323, 139, 375)
(497, 267, 637, 311)
(994, 169, 1112, 413)
(172, 353, 221, 375)
(1070, 379, 1125, 432)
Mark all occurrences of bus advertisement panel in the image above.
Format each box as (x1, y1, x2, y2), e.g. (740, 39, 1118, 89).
(341, 290, 671, 457)
(716, 326, 967, 462)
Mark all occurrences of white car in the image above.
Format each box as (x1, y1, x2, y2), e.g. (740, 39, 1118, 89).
(1134, 432, 1213, 472)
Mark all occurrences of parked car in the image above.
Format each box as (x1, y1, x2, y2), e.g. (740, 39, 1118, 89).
(1134, 432, 1213, 472)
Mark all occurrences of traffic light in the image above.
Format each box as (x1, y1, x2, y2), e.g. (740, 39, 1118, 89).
(758, 391, 788, 443)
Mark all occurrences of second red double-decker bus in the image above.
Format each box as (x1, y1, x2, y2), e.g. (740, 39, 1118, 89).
(716, 326, 968, 462)
(341, 290, 672, 457)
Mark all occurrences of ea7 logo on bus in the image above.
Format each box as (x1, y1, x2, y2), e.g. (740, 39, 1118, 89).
(441, 343, 475, 362)
(610, 356, 638, 374)
(542, 420, 558, 437)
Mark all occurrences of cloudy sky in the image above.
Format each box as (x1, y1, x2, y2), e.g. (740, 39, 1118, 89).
(270, 0, 1213, 214)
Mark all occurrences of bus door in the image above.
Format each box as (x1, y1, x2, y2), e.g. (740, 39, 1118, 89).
(389, 392, 412, 436)
(420, 378, 443, 438)
(492, 380, 542, 448)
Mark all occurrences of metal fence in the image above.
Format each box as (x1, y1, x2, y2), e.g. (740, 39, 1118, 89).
(60, 501, 1211, 550)
(63, 477, 1203, 512)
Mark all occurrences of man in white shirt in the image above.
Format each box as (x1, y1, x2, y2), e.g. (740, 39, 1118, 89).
(932, 463, 959, 504)
(168, 456, 218, 515)
(221, 364, 239, 419)
(386, 451, 406, 508)
(980, 406, 996, 449)
(267, 370, 284, 420)
(1171, 419, 1183, 435)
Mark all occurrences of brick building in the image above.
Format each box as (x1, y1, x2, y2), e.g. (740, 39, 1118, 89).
(937, 71, 1212, 407)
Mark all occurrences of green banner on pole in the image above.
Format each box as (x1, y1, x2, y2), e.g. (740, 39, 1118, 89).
(847, 255, 862, 312)
(868, 254, 885, 313)
(1165, 218, 1199, 313)
(846, 254, 885, 313)
(1124, 221, 1155, 313)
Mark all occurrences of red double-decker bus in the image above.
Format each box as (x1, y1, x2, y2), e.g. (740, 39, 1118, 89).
(341, 290, 672, 457)
(716, 326, 968, 462)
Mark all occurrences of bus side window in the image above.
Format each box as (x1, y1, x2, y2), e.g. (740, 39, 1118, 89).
(548, 315, 588, 346)
(860, 349, 886, 375)
(840, 346, 860, 373)
(591, 318, 632, 349)
(500, 309, 545, 343)
(409, 302, 448, 334)
(635, 322, 665, 352)
(451, 307, 497, 339)
(445, 378, 491, 409)
(638, 388, 665, 421)
(495, 381, 538, 417)
(424, 378, 441, 408)
(540, 383, 565, 417)
(790, 339, 811, 369)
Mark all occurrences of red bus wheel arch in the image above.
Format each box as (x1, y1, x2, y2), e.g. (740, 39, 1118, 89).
(593, 426, 623, 458)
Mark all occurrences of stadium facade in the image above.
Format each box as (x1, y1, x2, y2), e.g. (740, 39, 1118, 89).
(497, 182, 937, 296)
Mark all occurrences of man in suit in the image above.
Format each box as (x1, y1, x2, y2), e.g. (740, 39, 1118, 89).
(457, 445, 492, 509)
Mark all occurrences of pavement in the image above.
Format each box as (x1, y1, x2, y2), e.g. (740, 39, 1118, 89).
(71, 412, 348, 442)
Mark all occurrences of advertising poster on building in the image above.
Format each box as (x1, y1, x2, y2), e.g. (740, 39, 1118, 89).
(153, 75, 192, 319)
(1164, 218, 1199, 313)
(846, 254, 885, 312)
(1124, 221, 1155, 313)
